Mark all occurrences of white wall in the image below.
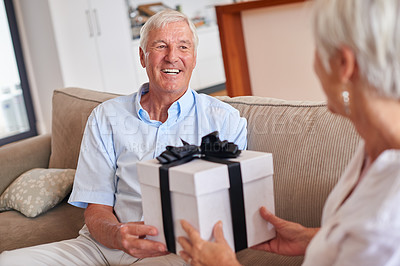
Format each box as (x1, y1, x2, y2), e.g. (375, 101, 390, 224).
(14, 0, 63, 134)
(242, 1, 325, 101)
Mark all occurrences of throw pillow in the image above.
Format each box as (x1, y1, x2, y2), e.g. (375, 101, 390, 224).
(0, 168, 75, 217)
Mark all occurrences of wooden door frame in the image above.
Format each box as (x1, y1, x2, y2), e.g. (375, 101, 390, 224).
(216, 0, 306, 96)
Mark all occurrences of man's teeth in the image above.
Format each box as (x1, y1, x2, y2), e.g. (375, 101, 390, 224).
(162, 69, 180, 74)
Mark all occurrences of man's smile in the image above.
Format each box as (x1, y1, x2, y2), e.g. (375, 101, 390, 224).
(161, 68, 182, 75)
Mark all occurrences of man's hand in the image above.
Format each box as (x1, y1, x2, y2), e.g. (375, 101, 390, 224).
(178, 220, 241, 266)
(85, 204, 168, 258)
(116, 221, 168, 258)
(251, 207, 319, 256)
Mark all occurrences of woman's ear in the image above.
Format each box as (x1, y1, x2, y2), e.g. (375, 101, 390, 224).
(339, 46, 357, 83)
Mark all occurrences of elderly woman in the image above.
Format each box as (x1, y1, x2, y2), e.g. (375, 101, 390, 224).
(178, 0, 400, 265)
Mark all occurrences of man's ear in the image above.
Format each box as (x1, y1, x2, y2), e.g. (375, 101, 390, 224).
(193, 54, 197, 69)
(339, 45, 357, 83)
(139, 47, 146, 68)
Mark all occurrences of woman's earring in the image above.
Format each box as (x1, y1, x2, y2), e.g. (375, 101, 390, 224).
(342, 90, 350, 115)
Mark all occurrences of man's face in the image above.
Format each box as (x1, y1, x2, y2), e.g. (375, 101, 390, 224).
(140, 21, 197, 96)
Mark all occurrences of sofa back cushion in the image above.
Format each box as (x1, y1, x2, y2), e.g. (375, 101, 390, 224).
(49, 88, 120, 169)
(0, 134, 51, 195)
(217, 96, 360, 227)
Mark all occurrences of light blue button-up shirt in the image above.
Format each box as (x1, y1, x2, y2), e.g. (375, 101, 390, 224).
(69, 83, 247, 223)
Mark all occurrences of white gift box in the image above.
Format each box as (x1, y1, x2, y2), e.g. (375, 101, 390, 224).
(137, 150, 276, 253)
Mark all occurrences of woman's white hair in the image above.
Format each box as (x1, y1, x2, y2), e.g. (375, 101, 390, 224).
(139, 9, 199, 53)
(313, 0, 400, 98)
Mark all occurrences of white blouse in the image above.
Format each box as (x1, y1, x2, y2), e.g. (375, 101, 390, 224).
(303, 141, 400, 266)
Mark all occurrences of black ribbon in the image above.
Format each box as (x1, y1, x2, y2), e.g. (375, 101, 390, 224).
(157, 131, 247, 253)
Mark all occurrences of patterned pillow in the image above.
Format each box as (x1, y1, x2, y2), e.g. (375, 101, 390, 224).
(0, 168, 75, 217)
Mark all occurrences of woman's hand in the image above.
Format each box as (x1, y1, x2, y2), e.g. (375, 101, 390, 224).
(251, 207, 319, 256)
(178, 220, 241, 266)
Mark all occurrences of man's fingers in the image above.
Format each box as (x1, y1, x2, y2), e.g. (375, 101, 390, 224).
(128, 248, 169, 259)
(121, 223, 158, 236)
(122, 236, 166, 253)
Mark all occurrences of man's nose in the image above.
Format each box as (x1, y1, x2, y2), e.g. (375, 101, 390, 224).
(165, 47, 179, 63)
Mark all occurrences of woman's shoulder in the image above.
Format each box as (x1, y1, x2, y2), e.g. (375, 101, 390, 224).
(361, 151, 400, 228)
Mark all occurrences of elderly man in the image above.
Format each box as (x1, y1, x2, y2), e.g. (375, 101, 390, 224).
(0, 9, 247, 266)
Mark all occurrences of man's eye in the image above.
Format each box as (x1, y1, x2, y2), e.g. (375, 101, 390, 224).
(157, 45, 166, 49)
(180, 46, 188, 50)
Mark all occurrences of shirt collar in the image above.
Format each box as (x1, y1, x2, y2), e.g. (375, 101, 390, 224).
(174, 85, 194, 122)
(135, 83, 195, 125)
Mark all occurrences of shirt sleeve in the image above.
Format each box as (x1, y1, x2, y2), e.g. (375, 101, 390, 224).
(332, 227, 400, 266)
(194, 93, 248, 150)
(68, 108, 117, 208)
(220, 109, 247, 150)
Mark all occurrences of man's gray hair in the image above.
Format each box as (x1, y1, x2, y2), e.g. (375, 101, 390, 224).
(313, 0, 400, 98)
(139, 9, 199, 53)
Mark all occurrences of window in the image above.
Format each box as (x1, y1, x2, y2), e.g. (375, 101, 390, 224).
(0, 0, 36, 146)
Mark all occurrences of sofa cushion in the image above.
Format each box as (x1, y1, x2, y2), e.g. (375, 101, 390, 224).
(0, 200, 85, 252)
(49, 88, 120, 169)
(0, 168, 75, 217)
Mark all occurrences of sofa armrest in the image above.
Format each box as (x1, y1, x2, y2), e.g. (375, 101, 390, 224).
(0, 134, 51, 195)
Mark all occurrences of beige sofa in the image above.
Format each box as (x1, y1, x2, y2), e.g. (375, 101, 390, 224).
(0, 87, 360, 265)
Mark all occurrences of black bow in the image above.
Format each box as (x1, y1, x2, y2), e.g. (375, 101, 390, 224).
(157, 131, 241, 164)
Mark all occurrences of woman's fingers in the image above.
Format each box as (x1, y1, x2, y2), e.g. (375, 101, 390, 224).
(180, 220, 201, 242)
(179, 250, 191, 264)
(213, 221, 226, 244)
(178, 236, 193, 254)
(260, 206, 285, 227)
